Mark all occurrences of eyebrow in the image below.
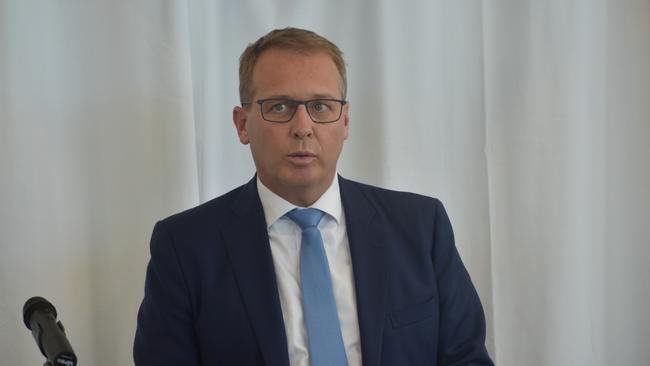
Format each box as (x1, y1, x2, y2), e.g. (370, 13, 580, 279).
(262, 93, 341, 100)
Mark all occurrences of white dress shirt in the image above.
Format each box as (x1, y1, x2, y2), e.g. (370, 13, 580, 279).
(257, 176, 362, 366)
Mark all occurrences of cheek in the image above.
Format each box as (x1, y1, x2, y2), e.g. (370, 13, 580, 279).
(249, 127, 283, 159)
(320, 130, 347, 159)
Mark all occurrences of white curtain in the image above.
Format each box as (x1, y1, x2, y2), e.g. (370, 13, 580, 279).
(485, 1, 650, 364)
(1, 1, 648, 365)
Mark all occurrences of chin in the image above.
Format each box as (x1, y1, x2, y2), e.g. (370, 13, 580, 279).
(280, 169, 324, 188)
(283, 175, 320, 188)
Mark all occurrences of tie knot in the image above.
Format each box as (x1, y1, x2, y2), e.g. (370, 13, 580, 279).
(285, 208, 325, 230)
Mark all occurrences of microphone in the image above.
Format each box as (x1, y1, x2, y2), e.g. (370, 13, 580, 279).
(23, 297, 77, 366)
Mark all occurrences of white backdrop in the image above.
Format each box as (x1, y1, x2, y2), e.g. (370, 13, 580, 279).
(1, 1, 649, 365)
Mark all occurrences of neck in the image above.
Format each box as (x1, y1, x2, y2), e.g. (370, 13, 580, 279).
(258, 175, 335, 207)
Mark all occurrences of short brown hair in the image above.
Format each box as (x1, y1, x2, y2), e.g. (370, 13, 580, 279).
(238, 27, 347, 104)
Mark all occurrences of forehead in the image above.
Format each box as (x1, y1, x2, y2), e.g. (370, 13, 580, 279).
(252, 49, 343, 99)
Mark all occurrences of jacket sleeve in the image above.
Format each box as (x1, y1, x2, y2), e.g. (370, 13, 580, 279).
(134, 220, 200, 365)
(431, 199, 494, 366)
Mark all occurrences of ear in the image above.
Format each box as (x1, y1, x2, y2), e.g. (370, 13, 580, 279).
(342, 101, 350, 140)
(233, 106, 250, 144)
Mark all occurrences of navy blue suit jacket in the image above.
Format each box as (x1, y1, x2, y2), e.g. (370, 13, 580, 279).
(134, 176, 493, 365)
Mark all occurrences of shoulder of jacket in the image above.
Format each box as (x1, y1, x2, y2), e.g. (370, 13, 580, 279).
(342, 177, 441, 209)
(158, 182, 248, 229)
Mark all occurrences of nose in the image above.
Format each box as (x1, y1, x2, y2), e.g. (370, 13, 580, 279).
(290, 104, 313, 138)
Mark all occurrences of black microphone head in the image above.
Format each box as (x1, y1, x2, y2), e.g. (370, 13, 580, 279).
(23, 296, 57, 330)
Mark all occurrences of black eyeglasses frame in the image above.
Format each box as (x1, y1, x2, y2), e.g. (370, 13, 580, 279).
(241, 98, 348, 123)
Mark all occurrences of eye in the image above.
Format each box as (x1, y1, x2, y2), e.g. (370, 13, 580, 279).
(270, 103, 288, 112)
(311, 101, 331, 113)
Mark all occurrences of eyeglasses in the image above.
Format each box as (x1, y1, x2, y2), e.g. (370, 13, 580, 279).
(242, 98, 347, 123)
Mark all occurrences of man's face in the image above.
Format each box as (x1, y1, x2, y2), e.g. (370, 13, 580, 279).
(233, 49, 349, 204)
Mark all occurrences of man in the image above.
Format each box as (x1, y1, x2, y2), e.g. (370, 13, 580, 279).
(134, 28, 493, 366)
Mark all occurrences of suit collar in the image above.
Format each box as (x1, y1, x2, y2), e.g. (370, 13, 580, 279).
(223, 177, 290, 366)
(339, 176, 390, 366)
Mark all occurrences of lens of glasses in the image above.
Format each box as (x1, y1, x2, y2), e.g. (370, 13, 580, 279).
(260, 99, 343, 123)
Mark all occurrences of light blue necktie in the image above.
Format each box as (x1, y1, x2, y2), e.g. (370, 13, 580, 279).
(285, 208, 348, 366)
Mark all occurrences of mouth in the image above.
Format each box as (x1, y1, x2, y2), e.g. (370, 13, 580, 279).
(287, 151, 316, 165)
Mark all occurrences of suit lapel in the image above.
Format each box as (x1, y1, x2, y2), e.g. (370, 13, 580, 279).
(222, 178, 289, 366)
(340, 176, 390, 366)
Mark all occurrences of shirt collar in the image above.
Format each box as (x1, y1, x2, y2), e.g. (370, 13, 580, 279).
(256, 175, 342, 229)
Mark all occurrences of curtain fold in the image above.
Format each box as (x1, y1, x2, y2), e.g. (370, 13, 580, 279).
(0, 2, 199, 364)
(484, 1, 650, 364)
